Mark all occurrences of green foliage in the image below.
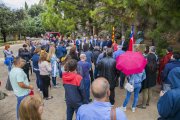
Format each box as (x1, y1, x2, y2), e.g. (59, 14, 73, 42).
(28, 4, 44, 18)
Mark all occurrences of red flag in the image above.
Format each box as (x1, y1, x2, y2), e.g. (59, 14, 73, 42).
(128, 25, 135, 51)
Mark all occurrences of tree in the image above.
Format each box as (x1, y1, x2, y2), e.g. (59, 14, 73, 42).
(0, 4, 13, 42)
(28, 4, 44, 18)
(25, 1, 28, 10)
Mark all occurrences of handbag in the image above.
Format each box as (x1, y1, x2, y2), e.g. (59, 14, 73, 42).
(124, 77, 134, 92)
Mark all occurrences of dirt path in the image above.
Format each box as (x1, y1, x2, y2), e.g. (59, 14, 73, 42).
(0, 44, 160, 120)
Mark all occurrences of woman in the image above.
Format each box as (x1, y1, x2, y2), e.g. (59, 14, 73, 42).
(122, 70, 146, 112)
(3, 44, 13, 72)
(77, 54, 91, 102)
(3, 44, 14, 91)
(32, 47, 42, 91)
(19, 95, 43, 120)
(138, 46, 158, 109)
(47, 46, 59, 87)
(67, 45, 79, 61)
(39, 52, 53, 100)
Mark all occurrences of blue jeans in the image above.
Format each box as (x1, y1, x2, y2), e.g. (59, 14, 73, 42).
(66, 104, 79, 120)
(58, 63, 62, 78)
(123, 86, 141, 108)
(34, 70, 42, 91)
(16, 94, 28, 120)
(7, 60, 12, 72)
(84, 79, 90, 101)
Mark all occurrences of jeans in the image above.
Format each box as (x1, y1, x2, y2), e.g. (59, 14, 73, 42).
(52, 77, 56, 86)
(120, 72, 126, 88)
(84, 79, 90, 101)
(123, 86, 141, 108)
(16, 94, 28, 120)
(66, 104, 79, 120)
(34, 70, 42, 91)
(7, 60, 12, 72)
(59, 63, 62, 78)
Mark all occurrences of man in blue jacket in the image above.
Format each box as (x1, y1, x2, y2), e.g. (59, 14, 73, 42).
(157, 67, 180, 120)
(162, 52, 180, 90)
(56, 41, 67, 59)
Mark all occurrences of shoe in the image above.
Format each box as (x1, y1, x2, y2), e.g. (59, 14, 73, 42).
(121, 106, 126, 111)
(132, 107, 136, 112)
(46, 96, 53, 100)
(137, 105, 146, 109)
(89, 99, 92, 102)
(146, 103, 149, 106)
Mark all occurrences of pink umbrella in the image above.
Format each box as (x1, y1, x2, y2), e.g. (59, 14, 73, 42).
(116, 51, 147, 75)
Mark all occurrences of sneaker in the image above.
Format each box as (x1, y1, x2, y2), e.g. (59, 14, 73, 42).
(132, 107, 136, 112)
(121, 106, 126, 111)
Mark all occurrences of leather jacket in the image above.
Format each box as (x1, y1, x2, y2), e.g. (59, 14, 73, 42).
(97, 56, 119, 89)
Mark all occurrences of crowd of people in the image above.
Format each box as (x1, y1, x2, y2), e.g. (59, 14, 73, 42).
(1, 34, 180, 120)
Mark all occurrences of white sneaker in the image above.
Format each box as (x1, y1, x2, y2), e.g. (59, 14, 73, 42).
(121, 106, 126, 111)
(132, 107, 136, 112)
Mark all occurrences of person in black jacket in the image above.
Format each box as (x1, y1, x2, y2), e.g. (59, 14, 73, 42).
(97, 48, 119, 105)
(18, 44, 31, 81)
(119, 36, 128, 51)
(92, 46, 101, 79)
(138, 46, 158, 109)
(62, 59, 87, 120)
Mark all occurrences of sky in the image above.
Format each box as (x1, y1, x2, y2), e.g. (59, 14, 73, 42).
(1, 0, 40, 9)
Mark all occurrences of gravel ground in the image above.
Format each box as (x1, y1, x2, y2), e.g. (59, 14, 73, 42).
(0, 43, 160, 120)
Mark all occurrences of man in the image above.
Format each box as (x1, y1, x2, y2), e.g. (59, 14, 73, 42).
(93, 35, 100, 47)
(56, 41, 67, 59)
(158, 46, 173, 84)
(119, 36, 128, 51)
(77, 77, 127, 120)
(162, 52, 180, 91)
(106, 36, 112, 48)
(76, 36, 81, 52)
(96, 46, 107, 65)
(113, 45, 125, 60)
(9, 57, 34, 119)
(19, 44, 31, 82)
(157, 67, 180, 120)
(92, 46, 101, 79)
(113, 45, 126, 88)
(62, 59, 87, 120)
(97, 48, 119, 105)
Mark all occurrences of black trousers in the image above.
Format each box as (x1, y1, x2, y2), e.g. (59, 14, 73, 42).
(89, 68, 94, 83)
(40, 75, 50, 98)
(23, 69, 30, 82)
(109, 88, 115, 105)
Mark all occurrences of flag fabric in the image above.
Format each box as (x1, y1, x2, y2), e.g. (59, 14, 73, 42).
(112, 27, 115, 42)
(128, 25, 135, 51)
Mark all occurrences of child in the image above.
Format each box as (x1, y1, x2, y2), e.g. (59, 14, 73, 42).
(62, 59, 87, 120)
(47, 46, 59, 88)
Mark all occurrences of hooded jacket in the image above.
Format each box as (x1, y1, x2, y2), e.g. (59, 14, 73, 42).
(62, 72, 87, 107)
(157, 67, 180, 120)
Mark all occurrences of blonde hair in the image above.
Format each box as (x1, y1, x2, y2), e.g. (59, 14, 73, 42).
(5, 44, 10, 50)
(47, 46, 56, 61)
(19, 95, 43, 120)
(39, 52, 48, 63)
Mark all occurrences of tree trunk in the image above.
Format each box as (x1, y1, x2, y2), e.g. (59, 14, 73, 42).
(2, 32, 7, 43)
